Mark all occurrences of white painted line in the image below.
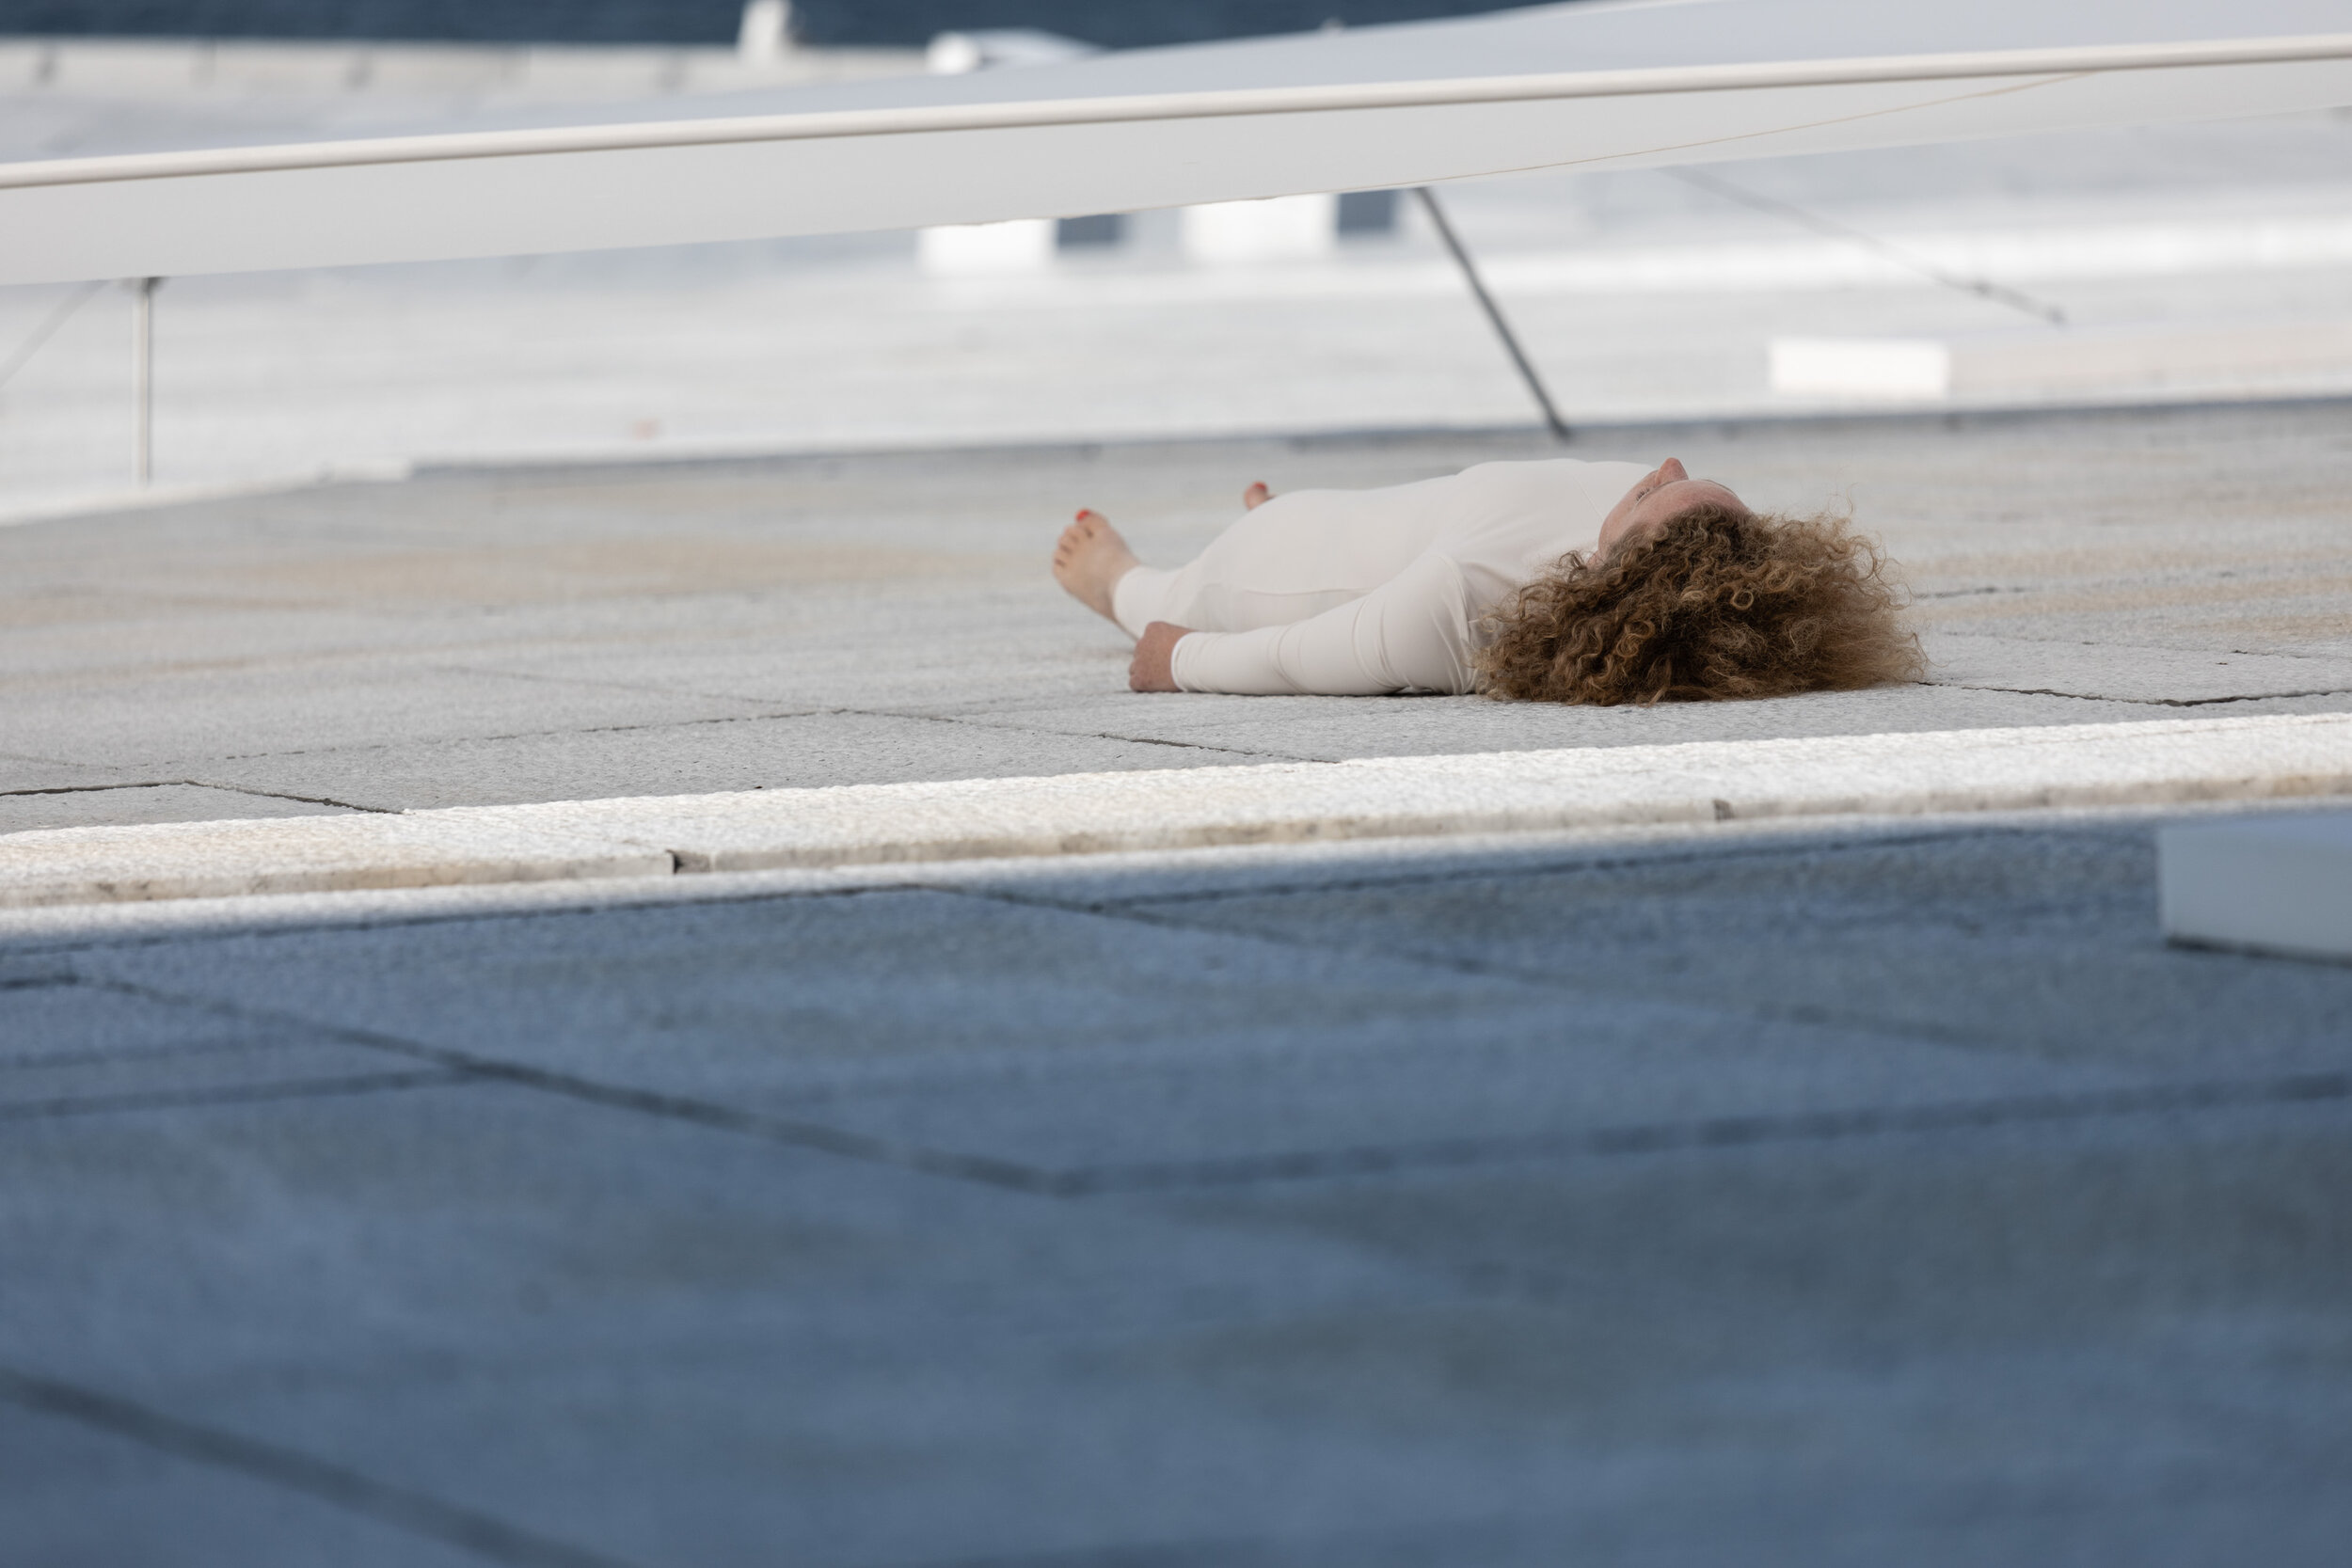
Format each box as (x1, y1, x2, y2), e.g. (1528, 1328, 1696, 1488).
(5, 713, 2346, 911)
(2160, 812, 2352, 962)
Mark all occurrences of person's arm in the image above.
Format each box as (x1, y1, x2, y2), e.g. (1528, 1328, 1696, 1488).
(1129, 622, 1190, 691)
(1156, 551, 1475, 696)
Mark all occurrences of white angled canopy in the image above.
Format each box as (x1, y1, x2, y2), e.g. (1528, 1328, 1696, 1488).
(5, 0, 2350, 285)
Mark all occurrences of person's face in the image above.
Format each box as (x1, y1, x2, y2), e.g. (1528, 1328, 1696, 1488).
(1597, 458, 1748, 557)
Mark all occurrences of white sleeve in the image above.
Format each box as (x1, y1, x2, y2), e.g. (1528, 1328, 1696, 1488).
(1166, 551, 1475, 696)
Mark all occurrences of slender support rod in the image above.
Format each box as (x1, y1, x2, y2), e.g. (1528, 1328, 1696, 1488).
(1664, 166, 2066, 325)
(0, 279, 103, 392)
(1412, 185, 1570, 444)
(129, 276, 158, 485)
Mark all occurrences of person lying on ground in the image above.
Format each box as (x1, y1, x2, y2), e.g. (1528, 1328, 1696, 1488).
(1051, 456, 1921, 703)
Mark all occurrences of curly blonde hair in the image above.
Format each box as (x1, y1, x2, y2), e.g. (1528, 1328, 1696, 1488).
(1475, 503, 1923, 705)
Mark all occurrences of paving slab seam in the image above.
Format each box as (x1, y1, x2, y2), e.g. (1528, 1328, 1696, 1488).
(54, 848, 2082, 1104)
(929, 879, 2067, 1059)
(4, 1033, 333, 1074)
(4, 712, 2346, 911)
(419, 675, 833, 725)
(142, 692, 1243, 780)
(184, 781, 395, 814)
(61, 973, 2352, 1203)
(0, 1068, 470, 1125)
(901, 1516, 1531, 1568)
(69, 974, 1076, 1196)
(854, 704, 1319, 762)
(0, 777, 391, 812)
(0, 780, 184, 800)
(999, 819, 2106, 912)
(0, 1368, 642, 1568)
(181, 704, 833, 766)
(1046, 1073, 2352, 1196)
(0, 876, 900, 957)
(13, 967, 1814, 1199)
(1936, 682, 2352, 708)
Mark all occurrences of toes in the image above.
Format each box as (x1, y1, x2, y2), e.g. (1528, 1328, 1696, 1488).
(1058, 509, 1122, 579)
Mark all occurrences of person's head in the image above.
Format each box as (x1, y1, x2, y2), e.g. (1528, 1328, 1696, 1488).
(1476, 479, 1923, 705)
(1595, 457, 1746, 559)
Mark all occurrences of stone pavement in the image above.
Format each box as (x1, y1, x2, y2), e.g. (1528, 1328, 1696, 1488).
(3, 814, 2350, 1565)
(3, 401, 2349, 1564)
(4, 398, 2350, 835)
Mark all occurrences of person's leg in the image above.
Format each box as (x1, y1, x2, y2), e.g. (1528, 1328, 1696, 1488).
(1108, 483, 1268, 636)
(1062, 473, 1453, 636)
(1112, 484, 1438, 638)
(1109, 562, 1184, 640)
(1057, 484, 1323, 635)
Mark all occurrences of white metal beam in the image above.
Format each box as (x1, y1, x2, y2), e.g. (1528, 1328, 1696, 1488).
(4, 8, 2349, 284)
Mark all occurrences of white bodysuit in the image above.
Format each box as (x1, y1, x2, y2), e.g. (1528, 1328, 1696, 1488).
(1111, 457, 1647, 695)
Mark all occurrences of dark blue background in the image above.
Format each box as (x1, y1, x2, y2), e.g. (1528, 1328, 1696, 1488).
(0, 2, 1529, 47)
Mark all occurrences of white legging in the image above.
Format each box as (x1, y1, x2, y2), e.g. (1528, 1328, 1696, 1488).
(1108, 457, 1645, 695)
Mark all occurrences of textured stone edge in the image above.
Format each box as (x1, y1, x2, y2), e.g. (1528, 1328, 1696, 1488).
(4, 712, 2349, 909)
(0, 815, 673, 909)
(488, 712, 2352, 873)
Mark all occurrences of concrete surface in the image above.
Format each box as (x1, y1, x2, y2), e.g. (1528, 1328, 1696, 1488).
(3, 811, 2349, 1564)
(3, 401, 2349, 840)
(5, 713, 2349, 907)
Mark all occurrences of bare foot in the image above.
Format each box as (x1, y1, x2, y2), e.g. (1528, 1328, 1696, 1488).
(1243, 482, 1271, 511)
(1052, 508, 1141, 624)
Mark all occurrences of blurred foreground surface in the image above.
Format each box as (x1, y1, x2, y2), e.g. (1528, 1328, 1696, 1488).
(4, 809, 2350, 1565)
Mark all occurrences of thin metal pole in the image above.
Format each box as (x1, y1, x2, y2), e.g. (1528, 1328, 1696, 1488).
(0, 279, 103, 392)
(1663, 166, 2066, 325)
(130, 277, 157, 485)
(1413, 185, 1569, 443)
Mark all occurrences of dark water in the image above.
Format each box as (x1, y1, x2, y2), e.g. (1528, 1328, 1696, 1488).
(0, 1, 1525, 49)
